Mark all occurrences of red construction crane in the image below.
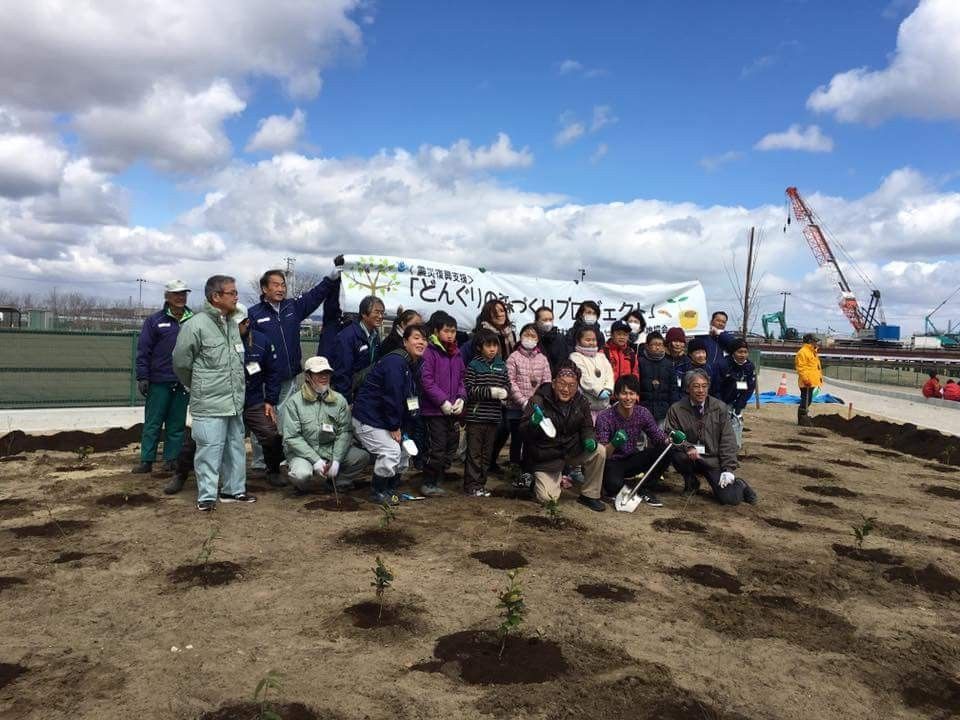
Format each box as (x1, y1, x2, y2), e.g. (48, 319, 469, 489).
(785, 186, 883, 333)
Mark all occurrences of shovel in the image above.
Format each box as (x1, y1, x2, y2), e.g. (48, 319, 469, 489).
(614, 431, 686, 513)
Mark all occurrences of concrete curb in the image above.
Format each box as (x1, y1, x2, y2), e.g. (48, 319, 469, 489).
(823, 376, 960, 411)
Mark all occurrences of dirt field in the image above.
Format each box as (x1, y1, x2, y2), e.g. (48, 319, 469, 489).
(1, 404, 959, 720)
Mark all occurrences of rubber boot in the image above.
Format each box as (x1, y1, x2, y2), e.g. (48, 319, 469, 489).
(369, 472, 389, 504)
(131, 461, 153, 474)
(797, 407, 812, 427)
(163, 472, 186, 495)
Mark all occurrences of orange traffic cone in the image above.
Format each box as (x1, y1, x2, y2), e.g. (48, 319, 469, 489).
(776, 372, 788, 397)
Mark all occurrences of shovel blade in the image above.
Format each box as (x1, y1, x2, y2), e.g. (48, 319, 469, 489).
(614, 487, 641, 513)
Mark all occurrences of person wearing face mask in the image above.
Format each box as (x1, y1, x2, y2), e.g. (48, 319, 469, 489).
(281, 356, 371, 494)
(715, 338, 756, 448)
(534, 306, 568, 375)
(569, 326, 615, 421)
(636, 331, 679, 426)
(381, 308, 423, 356)
(565, 300, 606, 354)
(506, 323, 552, 487)
(621, 309, 647, 349)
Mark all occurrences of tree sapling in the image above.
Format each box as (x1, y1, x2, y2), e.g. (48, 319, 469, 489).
(252, 669, 284, 720)
(195, 526, 222, 566)
(542, 499, 563, 527)
(371, 556, 393, 623)
(496, 568, 526, 659)
(75, 445, 94, 465)
(378, 502, 396, 529)
(851, 514, 877, 551)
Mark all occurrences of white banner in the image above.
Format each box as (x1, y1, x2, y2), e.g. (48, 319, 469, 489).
(339, 254, 709, 335)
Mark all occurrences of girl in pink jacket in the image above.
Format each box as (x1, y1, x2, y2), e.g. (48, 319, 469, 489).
(506, 323, 552, 484)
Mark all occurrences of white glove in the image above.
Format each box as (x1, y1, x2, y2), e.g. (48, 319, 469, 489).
(451, 398, 464, 414)
(313, 458, 329, 476)
(719, 471, 735, 489)
(440, 400, 454, 415)
(327, 460, 340, 479)
(490, 387, 508, 400)
(327, 265, 342, 280)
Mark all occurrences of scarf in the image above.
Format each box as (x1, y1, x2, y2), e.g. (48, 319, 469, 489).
(575, 345, 598, 357)
(429, 334, 459, 357)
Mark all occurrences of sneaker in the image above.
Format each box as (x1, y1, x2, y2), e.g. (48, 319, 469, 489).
(131, 462, 153, 474)
(577, 495, 606, 512)
(163, 473, 186, 495)
(569, 467, 585, 486)
(370, 492, 399, 506)
(218, 493, 257, 503)
(250, 462, 267, 471)
(467, 488, 491, 497)
(513, 472, 534, 490)
(421, 483, 446, 497)
(267, 473, 288, 488)
(639, 493, 664, 508)
(196, 500, 216, 512)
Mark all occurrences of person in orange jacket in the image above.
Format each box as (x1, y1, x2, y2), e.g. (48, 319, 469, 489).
(942, 379, 960, 402)
(603, 320, 640, 385)
(921, 370, 942, 399)
(794, 333, 822, 426)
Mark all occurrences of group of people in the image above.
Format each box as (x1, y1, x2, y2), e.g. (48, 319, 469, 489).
(922, 370, 960, 402)
(134, 259, 759, 512)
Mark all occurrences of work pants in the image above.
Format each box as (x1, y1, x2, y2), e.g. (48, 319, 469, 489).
(243, 404, 284, 474)
(671, 451, 747, 506)
(532, 446, 605, 503)
(423, 416, 459, 483)
(286, 446, 371, 492)
(251, 376, 298, 467)
(192, 414, 246, 503)
(465, 422, 498, 492)
(602, 446, 670, 498)
(140, 381, 189, 463)
(352, 419, 410, 478)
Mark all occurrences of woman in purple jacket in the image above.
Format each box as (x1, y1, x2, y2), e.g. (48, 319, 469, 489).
(419, 311, 466, 495)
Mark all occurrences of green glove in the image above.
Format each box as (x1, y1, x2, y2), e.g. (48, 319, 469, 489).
(611, 429, 628, 449)
(669, 430, 686, 445)
(812, 387, 821, 399)
(583, 438, 597, 453)
(530, 405, 544, 426)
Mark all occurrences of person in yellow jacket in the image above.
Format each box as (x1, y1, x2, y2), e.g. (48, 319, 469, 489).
(794, 333, 822, 426)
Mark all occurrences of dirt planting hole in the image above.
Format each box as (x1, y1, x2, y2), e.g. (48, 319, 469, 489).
(343, 601, 422, 630)
(652, 518, 707, 534)
(55, 465, 95, 472)
(790, 465, 837, 480)
(198, 702, 326, 720)
(863, 449, 901, 459)
(798, 429, 829, 438)
(52, 551, 87, 564)
(168, 561, 248, 588)
(0, 662, 28, 690)
(471, 550, 528, 569)
(516, 515, 585, 532)
(802, 485, 859, 498)
(411, 630, 568, 685)
(924, 462, 959, 474)
(831, 544, 905, 565)
(924, 485, 960, 500)
(575, 583, 636, 602)
(764, 442, 807, 452)
(95, 492, 159, 508)
(303, 496, 363, 512)
(833, 459, 870, 469)
(338, 527, 416, 550)
(8, 519, 92, 538)
(797, 498, 839, 510)
(0, 577, 27, 593)
(0, 455, 27, 463)
(762, 517, 803, 531)
(668, 564, 742, 594)
(883, 564, 960, 597)
(900, 671, 960, 717)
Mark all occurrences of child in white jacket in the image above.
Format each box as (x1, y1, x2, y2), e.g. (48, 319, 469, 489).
(569, 326, 614, 421)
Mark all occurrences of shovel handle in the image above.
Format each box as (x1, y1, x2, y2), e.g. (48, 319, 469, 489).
(625, 441, 677, 503)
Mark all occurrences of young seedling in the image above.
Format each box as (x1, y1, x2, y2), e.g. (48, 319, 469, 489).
(542, 499, 563, 527)
(497, 568, 526, 659)
(851, 514, 877, 551)
(194, 526, 222, 565)
(378, 502, 396, 529)
(75, 445, 94, 464)
(252, 670, 284, 720)
(371, 556, 393, 623)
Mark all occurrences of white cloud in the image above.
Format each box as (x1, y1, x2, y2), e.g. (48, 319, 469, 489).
(0, 133, 66, 198)
(416, 133, 533, 178)
(699, 151, 743, 172)
(556, 58, 606, 78)
(590, 105, 618, 132)
(590, 143, 609, 164)
(558, 59, 583, 75)
(808, 0, 960, 123)
(740, 40, 800, 78)
(246, 109, 307, 154)
(554, 119, 585, 147)
(74, 80, 246, 173)
(754, 124, 834, 152)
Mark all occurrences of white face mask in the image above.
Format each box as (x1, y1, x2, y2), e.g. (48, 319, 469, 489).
(628, 321, 641, 333)
(582, 313, 597, 325)
(521, 337, 538, 351)
(537, 321, 553, 333)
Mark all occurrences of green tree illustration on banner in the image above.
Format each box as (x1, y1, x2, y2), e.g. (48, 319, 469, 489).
(344, 257, 401, 295)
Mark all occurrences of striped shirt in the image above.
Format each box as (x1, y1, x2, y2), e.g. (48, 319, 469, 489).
(464, 356, 510, 424)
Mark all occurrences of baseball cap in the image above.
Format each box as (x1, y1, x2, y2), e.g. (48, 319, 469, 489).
(165, 280, 190, 293)
(304, 356, 333, 374)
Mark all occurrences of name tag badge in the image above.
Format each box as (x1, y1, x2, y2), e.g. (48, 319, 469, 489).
(256, 317, 270, 323)
(406, 397, 420, 411)
(321, 423, 334, 433)
(677, 377, 682, 387)
(157, 322, 171, 328)
(694, 444, 706, 455)
(234, 343, 244, 353)
(246, 361, 261, 375)
(736, 381, 748, 390)
(359, 344, 369, 353)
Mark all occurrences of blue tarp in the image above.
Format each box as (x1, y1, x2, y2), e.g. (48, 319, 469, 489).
(746, 391, 844, 405)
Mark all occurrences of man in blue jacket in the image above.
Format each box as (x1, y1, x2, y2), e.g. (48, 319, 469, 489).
(133, 280, 193, 474)
(332, 295, 385, 402)
(702, 311, 737, 367)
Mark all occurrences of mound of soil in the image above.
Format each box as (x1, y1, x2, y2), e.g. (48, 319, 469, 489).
(303, 497, 363, 512)
(52, 551, 88, 564)
(924, 462, 958, 474)
(0, 663, 27, 690)
(95, 492, 158, 508)
(924, 485, 960, 500)
(8, 519, 92, 538)
(833, 459, 870, 469)
(516, 515, 585, 532)
(198, 702, 325, 720)
(797, 498, 839, 510)
(762, 517, 803, 531)
(764, 442, 808, 452)
(883, 564, 960, 597)
(0, 455, 27, 463)
(575, 583, 636, 602)
(168, 561, 248, 588)
(802, 485, 859, 498)
(652, 518, 707, 534)
(0, 426, 144, 458)
(412, 630, 568, 685)
(790, 465, 837, 480)
(338, 527, 416, 550)
(814, 415, 960, 467)
(343, 600, 422, 630)
(471, 550, 528, 569)
(831, 544, 905, 565)
(668, 564, 742, 594)
(0, 577, 26, 593)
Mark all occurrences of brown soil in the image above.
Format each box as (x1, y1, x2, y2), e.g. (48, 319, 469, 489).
(883, 564, 960, 597)
(0, 576, 26, 592)
(901, 670, 960, 717)
(651, 518, 707, 534)
(833, 459, 870, 469)
(798, 429, 829, 438)
(55, 464, 94, 472)
(761, 516, 803, 530)
(516, 515, 585, 531)
(95, 492, 159, 508)
(52, 551, 88, 563)
(0, 455, 27, 463)
(0, 425, 143, 458)
(924, 485, 960, 500)
(167, 561, 248, 588)
(790, 465, 837, 480)
(802, 485, 859, 498)
(815, 414, 960, 467)
(470, 550, 528, 569)
(797, 497, 839, 510)
(924, 462, 959, 473)
(7, 519, 92, 538)
(343, 600, 423, 630)
(575, 583, 636, 602)
(863, 449, 902, 459)
(831, 544, 905, 565)
(764, 442, 808, 452)
(0, 498, 32, 519)
(198, 702, 326, 720)
(303, 496, 363, 512)
(0, 663, 27, 690)
(667, 564, 742, 594)
(337, 527, 416, 550)
(412, 630, 568, 685)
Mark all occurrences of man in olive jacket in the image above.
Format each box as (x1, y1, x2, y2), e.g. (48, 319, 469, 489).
(664, 368, 757, 506)
(281, 355, 371, 493)
(173, 275, 256, 511)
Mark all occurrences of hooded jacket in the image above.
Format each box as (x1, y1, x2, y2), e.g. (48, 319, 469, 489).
(664, 396, 739, 473)
(136, 305, 194, 383)
(943, 382, 960, 402)
(521, 382, 596, 471)
(506, 346, 552, 410)
(352, 349, 419, 432)
(280, 382, 353, 464)
(570, 349, 615, 412)
(419, 338, 466, 417)
(922, 377, 942, 399)
(795, 343, 823, 389)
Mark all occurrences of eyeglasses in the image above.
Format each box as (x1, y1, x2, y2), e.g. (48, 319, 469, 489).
(217, 290, 239, 297)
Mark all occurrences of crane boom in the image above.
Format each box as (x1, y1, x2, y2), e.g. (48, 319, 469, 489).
(785, 186, 880, 333)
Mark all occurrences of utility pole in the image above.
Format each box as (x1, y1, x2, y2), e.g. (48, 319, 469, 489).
(780, 291, 791, 317)
(741, 227, 755, 336)
(136, 277, 147, 311)
(283, 256, 296, 292)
